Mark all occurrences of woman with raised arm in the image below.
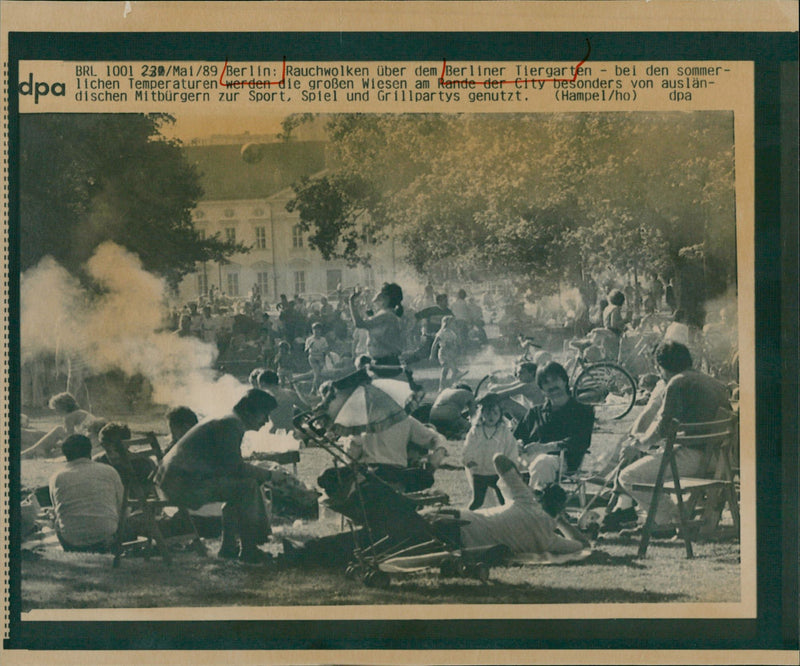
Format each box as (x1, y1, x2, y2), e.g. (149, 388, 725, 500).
(348, 282, 405, 370)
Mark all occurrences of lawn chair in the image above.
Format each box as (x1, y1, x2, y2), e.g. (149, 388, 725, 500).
(108, 434, 173, 567)
(557, 449, 592, 510)
(632, 410, 740, 558)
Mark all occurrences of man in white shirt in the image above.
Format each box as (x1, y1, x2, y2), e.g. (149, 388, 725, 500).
(49, 434, 124, 552)
(349, 415, 444, 468)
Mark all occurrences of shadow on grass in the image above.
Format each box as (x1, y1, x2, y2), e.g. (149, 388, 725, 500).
(22, 540, 730, 609)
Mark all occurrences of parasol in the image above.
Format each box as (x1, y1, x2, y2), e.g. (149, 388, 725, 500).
(326, 377, 414, 435)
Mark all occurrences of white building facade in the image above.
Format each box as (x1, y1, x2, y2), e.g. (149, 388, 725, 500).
(176, 140, 406, 306)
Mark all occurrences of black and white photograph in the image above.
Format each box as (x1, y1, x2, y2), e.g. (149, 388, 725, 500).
(17, 108, 747, 612)
(2, 2, 797, 663)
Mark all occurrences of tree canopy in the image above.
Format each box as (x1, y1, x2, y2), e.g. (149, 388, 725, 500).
(20, 113, 246, 287)
(285, 112, 736, 296)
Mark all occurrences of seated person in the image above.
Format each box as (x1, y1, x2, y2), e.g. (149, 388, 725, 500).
(514, 362, 595, 490)
(345, 413, 446, 490)
(94, 422, 157, 494)
(250, 368, 309, 434)
(164, 405, 199, 453)
(488, 361, 544, 422)
(599, 375, 669, 531)
(428, 383, 475, 439)
(155, 389, 278, 564)
(617, 341, 731, 536)
(49, 434, 124, 553)
(22, 392, 98, 459)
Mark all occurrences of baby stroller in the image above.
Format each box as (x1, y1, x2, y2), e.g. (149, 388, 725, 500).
(292, 371, 499, 588)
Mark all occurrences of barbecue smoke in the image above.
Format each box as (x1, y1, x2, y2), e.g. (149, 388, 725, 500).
(21, 242, 247, 417)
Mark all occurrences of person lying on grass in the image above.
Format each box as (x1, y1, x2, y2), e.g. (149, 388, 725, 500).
(22, 392, 99, 459)
(281, 453, 587, 568)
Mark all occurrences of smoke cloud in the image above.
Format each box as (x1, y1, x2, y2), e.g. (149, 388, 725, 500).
(21, 242, 247, 417)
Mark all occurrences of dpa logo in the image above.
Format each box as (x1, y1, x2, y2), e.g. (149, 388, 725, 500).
(19, 73, 66, 104)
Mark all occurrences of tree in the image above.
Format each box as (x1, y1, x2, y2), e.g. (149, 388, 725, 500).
(20, 113, 247, 287)
(284, 112, 736, 296)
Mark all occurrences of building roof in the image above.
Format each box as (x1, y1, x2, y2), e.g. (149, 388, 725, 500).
(183, 141, 327, 201)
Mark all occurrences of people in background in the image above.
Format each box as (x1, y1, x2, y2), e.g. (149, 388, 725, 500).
(664, 309, 690, 346)
(304, 322, 331, 393)
(430, 315, 465, 391)
(348, 282, 405, 368)
(428, 383, 475, 439)
(250, 369, 308, 434)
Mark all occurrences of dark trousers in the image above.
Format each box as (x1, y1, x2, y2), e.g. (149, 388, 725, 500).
(160, 464, 271, 554)
(469, 473, 505, 510)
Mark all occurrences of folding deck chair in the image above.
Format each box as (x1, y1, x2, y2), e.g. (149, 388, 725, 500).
(108, 433, 173, 567)
(632, 410, 740, 558)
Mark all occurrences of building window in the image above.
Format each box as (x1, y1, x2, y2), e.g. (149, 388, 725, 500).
(197, 272, 208, 296)
(226, 272, 239, 297)
(256, 272, 269, 296)
(254, 226, 267, 249)
(363, 267, 375, 290)
(292, 225, 304, 249)
(294, 271, 306, 295)
(326, 269, 343, 294)
(225, 227, 236, 243)
(197, 228, 206, 240)
(224, 208, 235, 218)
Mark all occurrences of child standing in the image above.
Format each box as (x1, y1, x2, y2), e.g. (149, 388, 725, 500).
(274, 340, 293, 387)
(462, 393, 520, 510)
(304, 322, 330, 392)
(429, 315, 464, 391)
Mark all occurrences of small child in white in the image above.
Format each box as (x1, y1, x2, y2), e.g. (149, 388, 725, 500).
(304, 322, 330, 392)
(430, 315, 464, 392)
(462, 393, 520, 510)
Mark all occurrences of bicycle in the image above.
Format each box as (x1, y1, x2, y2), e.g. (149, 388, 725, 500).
(563, 337, 637, 421)
(473, 334, 636, 421)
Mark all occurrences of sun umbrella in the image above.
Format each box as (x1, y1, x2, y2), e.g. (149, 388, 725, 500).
(326, 377, 414, 435)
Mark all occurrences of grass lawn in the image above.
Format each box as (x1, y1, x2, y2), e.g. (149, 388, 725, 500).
(20, 433, 741, 612)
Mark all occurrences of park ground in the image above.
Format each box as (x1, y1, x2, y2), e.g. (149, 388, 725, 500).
(18, 348, 742, 611)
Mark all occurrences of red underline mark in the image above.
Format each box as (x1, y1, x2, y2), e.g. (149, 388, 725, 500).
(439, 38, 591, 87)
(219, 57, 287, 87)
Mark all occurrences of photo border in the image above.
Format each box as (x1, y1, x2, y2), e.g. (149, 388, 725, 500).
(2, 19, 798, 659)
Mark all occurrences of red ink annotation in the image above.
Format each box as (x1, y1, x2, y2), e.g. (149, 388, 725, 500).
(218, 39, 590, 90)
(219, 57, 287, 88)
(439, 39, 591, 88)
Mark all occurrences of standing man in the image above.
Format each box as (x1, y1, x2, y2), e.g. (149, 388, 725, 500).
(617, 341, 731, 536)
(49, 434, 124, 553)
(155, 389, 278, 564)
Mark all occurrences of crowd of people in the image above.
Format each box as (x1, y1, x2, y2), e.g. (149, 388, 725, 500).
(25, 273, 739, 573)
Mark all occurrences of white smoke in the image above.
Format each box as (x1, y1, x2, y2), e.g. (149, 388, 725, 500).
(21, 242, 248, 417)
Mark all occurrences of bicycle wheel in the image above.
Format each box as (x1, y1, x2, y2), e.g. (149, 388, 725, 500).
(573, 362, 637, 420)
